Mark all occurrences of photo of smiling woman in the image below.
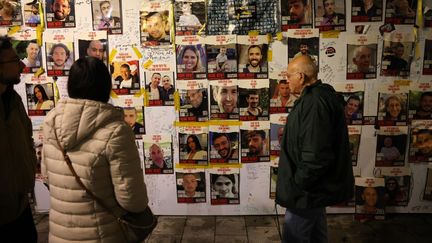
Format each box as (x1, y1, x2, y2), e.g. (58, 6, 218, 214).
(176, 44, 206, 79)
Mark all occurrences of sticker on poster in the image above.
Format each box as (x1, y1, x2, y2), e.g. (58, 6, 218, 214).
(25, 81, 55, 116)
(75, 31, 108, 66)
(334, 82, 365, 125)
(209, 168, 240, 205)
(206, 35, 238, 79)
(270, 79, 298, 114)
(314, 0, 346, 31)
(9, 29, 41, 73)
(379, 167, 410, 206)
(209, 79, 239, 120)
(91, 0, 122, 34)
(238, 35, 269, 79)
(174, 0, 205, 36)
(384, 0, 416, 25)
(270, 114, 287, 157)
(178, 125, 208, 165)
(44, 32, 74, 76)
(351, 0, 383, 22)
(140, 0, 171, 46)
(408, 82, 432, 120)
(354, 177, 385, 221)
(348, 126, 361, 166)
(23, 0, 40, 27)
(0, 0, 23, 27)
(281, 0, 313, 30)
(209, 124, 239, 164)
(375, 126, 408, 167)
(240, 121, 270, 163)
(176, 168, 206, 203)
(45, 0, 75, 28)
(145, 72, 175, 106)
(178, 80, 209, 122)
(346, 35, 377, 80)
(409, 120, 432, 163)
(238, 80, 269, 121)
(287, 28, 319, 66)
(176, 36, 207, 80)
(376, 84, 409, 126)
(381, 30, 414, 77)
(143, 134, 174, 174)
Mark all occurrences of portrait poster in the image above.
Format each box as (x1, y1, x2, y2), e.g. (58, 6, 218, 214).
(175, 35, 207, 80)
(240, 121, 270, 163)
(44, 32, 74, 76)
(354, 177, 385, 221)
(24, 76, 55, 116)
(270, 114, 287, 157)
(45, 0, 75, 28)
(424, 164, 432, 201)
(281, 0, 313, 30)
(110, 47, 141, 95)
(381, 30, 414, 77)
(408, 81, 432, 120)
(348, 125, 362, 166)
(384, 0, 417, 25)
(334, 82, 365, 125)
(423, 31, 432, 75)
(379, 167, 410, 206)
(209, 124, 240, 164)
(91, 0, 122, 34)
(75, 31, 108, 65)
(375, 126, 408, 167)
(425, 0, 432, 28)
(174, 0, 206, 36)
(237, 35, 269, 79)
(209, 79, 239, 120)
(0, 0, 23, 26)
(178, 79, 209, 122)
(143, 134, 173, 174)
(139, 0, 172, 46)
(351, 0, 383, 22)
(206, 35, 238, 79)
(346, 34, 378, 80)
(287, 28, 319, 66)
(314, 0, 346, 31)
(145, 71, 175, 106)
(238, 80, 270, 121)
(9, 29, 41, 73)
(209, 168, 240, 205)
(377, 84, 409, 126)
(270, 79, 298, 114)
(408, 120, 432, 163)
(269, 158, 279, 199)
(176, 168, 206, 203)
(23, 0, 41, 27)
(111, 96, 145, 136)
(178, 125, 208, 165)
(141, 47, 176, 73)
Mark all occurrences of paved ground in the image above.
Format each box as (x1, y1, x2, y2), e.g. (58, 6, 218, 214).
(34, 213, 432, 243)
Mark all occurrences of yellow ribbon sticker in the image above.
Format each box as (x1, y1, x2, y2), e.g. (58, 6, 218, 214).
(108, 49, 118, 63)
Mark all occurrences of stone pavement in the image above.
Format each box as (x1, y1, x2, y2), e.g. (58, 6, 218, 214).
(34, 213, 432, 243)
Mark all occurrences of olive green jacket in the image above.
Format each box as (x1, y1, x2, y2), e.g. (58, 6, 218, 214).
(276, 80, 354, 208)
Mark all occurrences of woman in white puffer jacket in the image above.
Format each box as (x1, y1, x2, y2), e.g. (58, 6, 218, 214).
(42, 57, 149, 242)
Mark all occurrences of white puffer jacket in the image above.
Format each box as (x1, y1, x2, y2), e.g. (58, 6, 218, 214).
(42, 98, 149, 243)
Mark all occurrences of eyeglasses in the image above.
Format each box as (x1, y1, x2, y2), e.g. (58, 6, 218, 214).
(0, 58, 21, 65)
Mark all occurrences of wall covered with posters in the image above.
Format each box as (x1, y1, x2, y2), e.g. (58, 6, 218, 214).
(3, 0, 432, 216)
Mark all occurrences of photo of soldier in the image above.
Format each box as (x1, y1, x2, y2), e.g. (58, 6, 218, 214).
(355, 184, 385, 221)
(281, 0, 312, 30)
(239, 87, 269, 121)
(287, 38, 319, 66)
(315, 0, 346, 31)
(238, 44, 269, 79)
(179, 133, 208, 165)
(207, 44, 237, 79)
(145, 72, 175, 106)
(91, 0, 122, 34)
(375, 133, 407, 167)
(144, 139, 173, 174)
(179, 87, 209, 122)
(209, 132, 239, 164)
(210, 83, 239, 120)
(176, 44, 207, 80)
(347, 44, 377, 79)
(174, 1, 205, 35)
(351, 0, 382, 22)
(409, 123, 432, 163)
(381, 41, 412, 77)
(77, 39, 108, 65)
(122, 106, 144, 135)
(176, 171, 206, 203)
(140, 10, 170, 46)
(240, 128, 270, 163)
(384, 0, 416, 25)
(25, 83, 55, 116)
(24, 0, 40, 26)
(0, 0, 23, 26)
(423, 39, 432, 75)
(45, 42, 74, 76)
(111, 60, 140, 95)
(270, 79, 298, 114)
(10, 39, 41, 73)
(210, 172, 240, 205)
(45, 0, 75, 28)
